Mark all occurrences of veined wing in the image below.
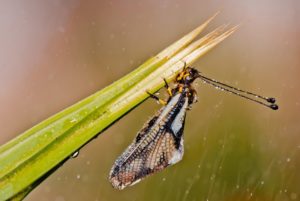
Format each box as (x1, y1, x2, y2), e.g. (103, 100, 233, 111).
(109, 93, 189, 190)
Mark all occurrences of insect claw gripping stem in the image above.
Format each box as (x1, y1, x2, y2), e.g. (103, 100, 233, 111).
(163, 78, 173, 97)
(146, 91, 167, 105)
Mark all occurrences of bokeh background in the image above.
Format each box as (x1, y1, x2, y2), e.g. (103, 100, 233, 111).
(0, 0, 299, 201)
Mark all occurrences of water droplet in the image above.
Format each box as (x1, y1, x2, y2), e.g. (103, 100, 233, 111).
(71, 151, 79, 158)
(58, 26, 65, 33)
(76, 174, 81, 179)
(261, 181, 265, 185)
(286, 158, 291, 162)
(109, 33, 115, 39)
(162, 177, 166, 181)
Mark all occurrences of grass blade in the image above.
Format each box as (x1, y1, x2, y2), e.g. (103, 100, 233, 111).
(0, 15, 236, 201)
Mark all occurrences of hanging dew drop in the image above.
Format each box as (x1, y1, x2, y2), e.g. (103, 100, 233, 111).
(71, 151, 79, 158)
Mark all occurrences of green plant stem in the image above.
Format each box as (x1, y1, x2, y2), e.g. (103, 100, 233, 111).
(0, 14, 236, 201)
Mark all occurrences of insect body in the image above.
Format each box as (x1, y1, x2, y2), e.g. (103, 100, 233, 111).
(109, 67, 200, 190)
(109, 66, 278, 190)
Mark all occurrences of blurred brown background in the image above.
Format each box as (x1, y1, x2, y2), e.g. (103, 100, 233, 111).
(0, 0, 299, 201)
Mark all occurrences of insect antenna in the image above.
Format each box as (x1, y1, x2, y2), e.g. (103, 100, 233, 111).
(197, 74, 279, 110)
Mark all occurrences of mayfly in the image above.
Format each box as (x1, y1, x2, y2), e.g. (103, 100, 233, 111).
(109, 66, 278, 190)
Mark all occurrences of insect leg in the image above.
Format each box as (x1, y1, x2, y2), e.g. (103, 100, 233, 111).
(163, 78, 173, 97)
(176, 61, 188, 81)
(146, 91, 167, 105)
(188, 88, 198, 106)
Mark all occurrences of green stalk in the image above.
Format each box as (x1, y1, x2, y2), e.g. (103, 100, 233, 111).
(0, 14, 236, 201)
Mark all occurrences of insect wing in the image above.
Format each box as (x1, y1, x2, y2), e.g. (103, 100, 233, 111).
(109, 93, 190, 189)
(109, 128, 184, 190)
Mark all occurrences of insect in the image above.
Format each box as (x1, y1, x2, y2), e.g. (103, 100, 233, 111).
(109, 66, 278, 190)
